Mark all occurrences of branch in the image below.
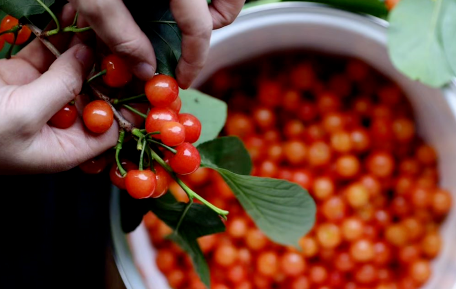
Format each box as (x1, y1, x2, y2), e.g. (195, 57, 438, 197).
(25, 23, 61, 57)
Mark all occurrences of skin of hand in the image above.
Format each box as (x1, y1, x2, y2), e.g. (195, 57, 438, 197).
(68, 0, 245, 88)
(0, 6, 119, 174)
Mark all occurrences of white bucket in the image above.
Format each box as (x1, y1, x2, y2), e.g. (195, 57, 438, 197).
(110, 3, 456, 289)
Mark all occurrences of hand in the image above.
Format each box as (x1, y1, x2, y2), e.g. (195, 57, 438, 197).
(68, 0, 245, 88)
(0, 7, 118, 174)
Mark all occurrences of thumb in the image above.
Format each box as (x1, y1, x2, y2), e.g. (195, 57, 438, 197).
(16, 44, 94, 128)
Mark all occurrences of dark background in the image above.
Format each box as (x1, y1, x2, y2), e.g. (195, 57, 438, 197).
(0, 168, 125, 288)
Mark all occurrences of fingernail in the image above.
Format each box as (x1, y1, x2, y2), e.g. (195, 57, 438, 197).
(75, 45, 94, 71)
(133, 62, 155, 81)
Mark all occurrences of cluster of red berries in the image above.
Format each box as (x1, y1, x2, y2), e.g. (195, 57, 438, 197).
(50, 53, 203, 200)
(0, 15, 32, 50)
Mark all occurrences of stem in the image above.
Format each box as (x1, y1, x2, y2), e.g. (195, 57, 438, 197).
(139, 139, 147, 171)
(87, 70, 106, 83)
(115, 130, 127, 176)
(62, 26, 92, 33)
(0, 26, 20, 36)
(72, 11, 79, 27)
(122, 104, 147, 119)
(113, 93, 147, 105)
(147, 138, 177, 154)
(148, 20, 177, 24)
(150, 150, 229, 217)
(35, 0, 60, 34)
(174, 200, 193, 235)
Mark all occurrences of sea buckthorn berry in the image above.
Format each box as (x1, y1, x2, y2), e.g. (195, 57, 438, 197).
(153, 163, 170, 198)
(409, 259, 431, 284)
(169, 96, 182, 113)
(432, 188, 452, 216)
(401, 217, 425, 242)
(225, 113, 254, 137)
(334, 251, 355, 272)
(309, 265, 328, 285)
(345, 183, 369, 208)
(312, 176, 335, 200)
(166, 269, 185, 288)
(280, 251, 306, 276)
(290, 169, 313, 189)
(155, 248, 176, 273)
(257, 251, 279, 277)
(366, 151, 395, 178)
(160, 121, 186, 147)
(178, 113, 202, 143)
(169, 142, 201, 175)
(299, 236, 319, 258)
(341, 217, 364, 241)
(145, 107, 178, 138)
(354, 264, 377, 284)
(79, 154, 107, 174)
(398, 244, 421, 264)
(0, 15, 32, 45)
(214, 244, 238, 267)
(322, 112, 345, 133)
(350, 127, 370, 153)
(253, 107, 276, 130)
(308, 141, 332, 167)
(378, 84, 403, 106)
(227, 217, 248, 239)
(410, 185, 432, 209)
(82, 100, 114, 134)
(49, 103, 78, 129)
(227, 264, 247, 284)
(283, 140, 307, 165)
(350, 239, 375, 262)
(258, 160, 278, 178)
(358, 174, 382, 198)
(335, 154, 360, 179)
(245, 228, 268, 251)
(298, 100, 318, 122)
(331, 131, 352, 153)
(290, 276, 311, 289)
(101, 54, 132, 88)
(322, 196, 347, 221)
(385, 224, 409, 247)
(416, 144, 437, 165)
(284, 119, 305, 139)
(317, 92, 341, 114)
(282, 90, 301, 112)
(258, 79, 281, 107)
(290, 62, 314, 90)
(421, 232, 442, 258)
(373, 241, 392, 266)
(145, 74, 179, 107)
(125, 170, 156, 199)
(393, 117, 415, 142)
(316, 223, 342, 249)
(109, 159, 138, 190)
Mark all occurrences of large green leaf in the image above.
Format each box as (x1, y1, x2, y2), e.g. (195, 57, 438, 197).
(180, 89, 227, 146)
(218, 169, 316, 247)
(197, 136, 252, 175)
(0, 0, 55, 19)
(125, 0, 181, 77)
(441, 0, 456, 76)
(387, 0, 454, 87)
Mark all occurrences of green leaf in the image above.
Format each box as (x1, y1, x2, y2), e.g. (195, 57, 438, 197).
(0, 0, 55, 19)
(197, 136, 252, 175)
(126, 0, 181, 77)
(441, 0, 456, 76)
(216, 169, 316, 248)
(387, 0, 454, 87)
(167, 233, 211, 288)
(180, 89, 227, 146)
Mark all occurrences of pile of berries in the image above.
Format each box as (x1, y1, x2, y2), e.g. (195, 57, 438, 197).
(143, 51, 452, 289)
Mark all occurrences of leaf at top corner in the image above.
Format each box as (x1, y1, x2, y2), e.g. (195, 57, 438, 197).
(125, 0, 181, 77)
(197, 136, 252, 175)
(180, 89, 227, 146)
(0, 0, 55, 19)
(441, 0, 456, 77)
(217, 169, 316, 248)
(387, 0, 454, 87)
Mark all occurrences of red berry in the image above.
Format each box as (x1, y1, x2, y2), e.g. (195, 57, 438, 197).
(169, 96, 182, 113)
(153, 163, 170, 198)
(101, 54, 132, 88)
(0, 15, 32, 45)
(161, 121, 186, 147)
(49, 103, 78, 129)
(169, 143, 201, 175)
(125, 170, 157, 199)
(109, 160, 138, 190)
(83, 100, 114, 134)
(79, 154, 107, 174)
(0, 36, 4, 51)
(145, 107, 178, 138)
(178, 113, 202, 143)
(145, 74, 179, 107)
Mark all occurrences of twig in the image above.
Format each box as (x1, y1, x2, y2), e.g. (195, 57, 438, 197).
(25, 23, 61, 57)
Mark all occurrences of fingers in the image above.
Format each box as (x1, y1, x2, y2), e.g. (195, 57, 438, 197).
(13, 44, 94, 128)
(170, 0, 213, 89)
(209, 0, 245, 29)
(16, 4, 78, 73)
(68, 0, 156, 81)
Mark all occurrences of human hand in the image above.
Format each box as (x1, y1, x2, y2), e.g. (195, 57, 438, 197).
(68, 0, 245, 88)
(0, 7, 118, 174)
